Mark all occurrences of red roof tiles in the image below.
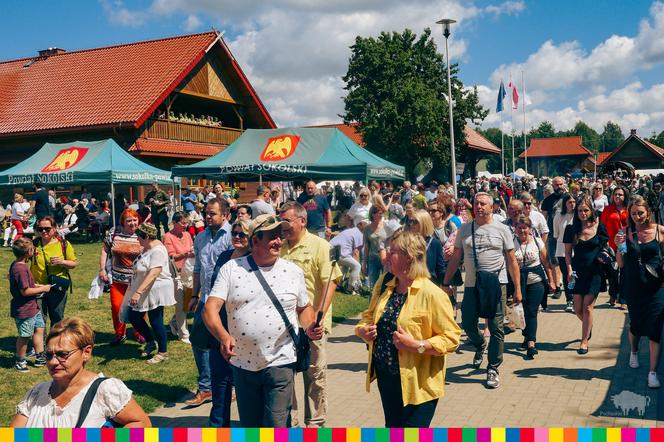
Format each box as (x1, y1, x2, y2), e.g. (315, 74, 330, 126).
(130, 138, 225, 159)
(464, 126, 500, 154)
(519, 136, 593, 158)
(0, 32, 274, 136)
(596, 152, 611, 166)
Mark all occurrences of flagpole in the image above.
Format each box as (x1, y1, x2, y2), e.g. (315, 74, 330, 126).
(522, 70, 528, 176)
(500, 112, 505, 176)
(510, 74, 515, 176)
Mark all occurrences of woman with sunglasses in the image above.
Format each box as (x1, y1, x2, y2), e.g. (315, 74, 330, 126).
(124, 223, 175, 364)
(203, 219, 250, 427)
(99, 208, 145, 346)
(563, 195, 609, 355)
(30, 216, 77, 330)
(592, 184, 609, 213)
(363, 206, 388, 291)
(615, 196, 664, 388)
(10, 317, 151, 428)
(163, 211, 195, 344)
(407, 210, 445, 287)
(600, 185, 630, 307)
(348, 187, 372, 226)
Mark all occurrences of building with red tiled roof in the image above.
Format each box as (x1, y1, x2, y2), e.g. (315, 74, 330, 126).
(600, 129, 664, 170)
(519, 136, 595, 176)
(0, 31, 275, 170)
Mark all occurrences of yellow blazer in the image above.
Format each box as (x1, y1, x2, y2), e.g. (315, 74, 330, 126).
(355, 275, 461, 406)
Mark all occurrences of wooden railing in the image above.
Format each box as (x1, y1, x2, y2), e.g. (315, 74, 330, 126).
(143, 119, 243, 145)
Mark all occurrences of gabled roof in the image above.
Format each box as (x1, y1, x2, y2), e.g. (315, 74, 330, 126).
(0, 32, 274, 137)
(464, 126, 500, 154)
(519, 136, 593, 158)
(601, 133, 664, 165)
(596, 152, 612, 166)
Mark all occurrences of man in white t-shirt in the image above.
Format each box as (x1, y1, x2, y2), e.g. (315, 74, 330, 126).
(250, 185, 276, 219)
(204, 214, 322, 427)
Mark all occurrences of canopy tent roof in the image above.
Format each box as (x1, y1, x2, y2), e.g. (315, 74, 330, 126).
(0, 139, 172, 185)
(171, 127, 405, 181)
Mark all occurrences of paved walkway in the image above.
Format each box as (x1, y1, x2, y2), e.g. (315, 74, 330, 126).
(150, 290, 663, 427)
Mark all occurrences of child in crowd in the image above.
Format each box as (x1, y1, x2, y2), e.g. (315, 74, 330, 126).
(9, 238, 52, 372)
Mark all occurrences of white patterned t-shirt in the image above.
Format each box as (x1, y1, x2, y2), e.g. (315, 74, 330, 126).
(208, 256, 309, 371)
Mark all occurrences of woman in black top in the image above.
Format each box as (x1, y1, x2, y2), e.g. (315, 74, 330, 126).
(615, 196, 664, 389)
(563, 195, 609, 355)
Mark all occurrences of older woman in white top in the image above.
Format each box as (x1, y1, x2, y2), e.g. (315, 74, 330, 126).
(10, 317, 150, 428)
(348, 187, 373, 226)
(553, 193, 576, 313)
(124, 223, 175, 364)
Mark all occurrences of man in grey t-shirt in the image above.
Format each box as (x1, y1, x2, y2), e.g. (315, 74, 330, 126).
(442, 192, 522, 389)
(250, 185, 276, 219)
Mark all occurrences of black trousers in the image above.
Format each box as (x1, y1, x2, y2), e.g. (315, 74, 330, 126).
(375, 366, 438, 428)
(38, 290, 67, 330)
(232, 363, 295, 427)
(557, 257, 573, 303)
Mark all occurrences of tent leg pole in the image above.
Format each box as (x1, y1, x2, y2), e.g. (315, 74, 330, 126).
(259, 174, 263, 186)
(111, 182, 116, 229)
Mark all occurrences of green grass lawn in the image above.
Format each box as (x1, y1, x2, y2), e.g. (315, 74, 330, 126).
(0, 242, 368, 425)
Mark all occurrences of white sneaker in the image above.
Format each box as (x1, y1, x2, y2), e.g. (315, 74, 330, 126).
(648, 371, 660, 389)
(629, 352, 640, 369)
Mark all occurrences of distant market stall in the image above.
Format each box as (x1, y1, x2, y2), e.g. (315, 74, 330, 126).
(171, 127, 405, 182)
(0, 139, 172, 227)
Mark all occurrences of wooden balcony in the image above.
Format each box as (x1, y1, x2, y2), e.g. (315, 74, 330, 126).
(143, 118, 243, 145)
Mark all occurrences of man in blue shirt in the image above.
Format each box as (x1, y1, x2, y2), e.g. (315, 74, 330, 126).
(296, 180, 331, 238)
(185, 198, 232, 420)
(181, 188, 197, 213)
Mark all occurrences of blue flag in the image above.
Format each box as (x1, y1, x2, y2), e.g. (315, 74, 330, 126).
(496, 80, 506, 112)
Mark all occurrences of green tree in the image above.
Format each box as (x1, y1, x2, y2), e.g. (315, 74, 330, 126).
(599, 121, 624, 152)
(528, 121, 556, 140)
(571, 120, 600, 152)
(647, 130, 664, 148)
(342, 28, 488, 179)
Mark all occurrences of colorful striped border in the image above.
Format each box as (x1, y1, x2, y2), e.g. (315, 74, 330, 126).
(1, 428, 661, 442)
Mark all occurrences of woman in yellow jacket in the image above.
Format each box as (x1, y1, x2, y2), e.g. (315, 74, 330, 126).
(356, 230, 461, 427)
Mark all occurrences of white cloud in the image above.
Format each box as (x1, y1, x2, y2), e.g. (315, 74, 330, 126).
(101, 0, 148, 27)
(484, 1, 525, 17)
(183, 15, 202, 32)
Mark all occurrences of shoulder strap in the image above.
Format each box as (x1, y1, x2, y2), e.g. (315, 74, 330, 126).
(75, 377, 108, 428)
(246, 255, 299, 346)
(379, 272, 395, 296)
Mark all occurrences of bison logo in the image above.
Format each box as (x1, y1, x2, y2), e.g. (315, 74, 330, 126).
(611, 390, 651, 417)
(42, 147, 88, 172)
(260, 135, 300, 161)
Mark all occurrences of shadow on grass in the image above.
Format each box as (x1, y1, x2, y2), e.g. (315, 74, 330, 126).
(124, 378, 191, 405)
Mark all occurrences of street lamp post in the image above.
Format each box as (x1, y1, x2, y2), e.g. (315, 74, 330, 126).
(437, 18, 457, 198)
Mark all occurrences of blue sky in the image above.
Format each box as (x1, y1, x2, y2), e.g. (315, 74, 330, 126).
(2, 1, 663, 136)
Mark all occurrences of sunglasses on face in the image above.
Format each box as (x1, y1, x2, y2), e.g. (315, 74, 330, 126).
(44, 348, 82, 362)
(522, 202, 532, 206)
(428, 209, 440, 213)
(37, 226, 53, 233)
(232, 230, 248, 239)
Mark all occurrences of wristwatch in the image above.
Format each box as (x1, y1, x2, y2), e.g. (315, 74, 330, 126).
(417, 341, 426, 354)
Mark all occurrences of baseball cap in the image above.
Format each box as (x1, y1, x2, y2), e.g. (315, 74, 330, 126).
(249, 214, 288, 239)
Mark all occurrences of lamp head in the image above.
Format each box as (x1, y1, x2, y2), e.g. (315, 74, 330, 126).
(436, 18, 456, 39)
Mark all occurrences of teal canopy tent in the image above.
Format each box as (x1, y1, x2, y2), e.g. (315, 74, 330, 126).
(171, 128, 405, 182)
(0, 139, 172, 227)
(0, 139, 171, 185)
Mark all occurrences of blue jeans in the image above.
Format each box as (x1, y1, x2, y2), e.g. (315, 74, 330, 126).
(192, 303, 211, 392)
(129, 306, 167, 353)
(209, 343, 234, 427)
(367, 255, 383, 291)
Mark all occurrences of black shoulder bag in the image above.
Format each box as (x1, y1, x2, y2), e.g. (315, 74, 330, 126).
(189, 249, 234, 349)
(75, 378, 121, 428)
(247, 256, 310, 372)
(471, 221, 503, 319)
(632, 227, 664, 284)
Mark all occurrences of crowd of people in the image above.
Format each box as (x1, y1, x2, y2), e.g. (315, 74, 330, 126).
(7, 170, 664, 428)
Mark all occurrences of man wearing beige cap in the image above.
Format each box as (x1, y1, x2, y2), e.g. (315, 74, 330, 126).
(205, 214, 322, 427)
(279, 201, 342, 427)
